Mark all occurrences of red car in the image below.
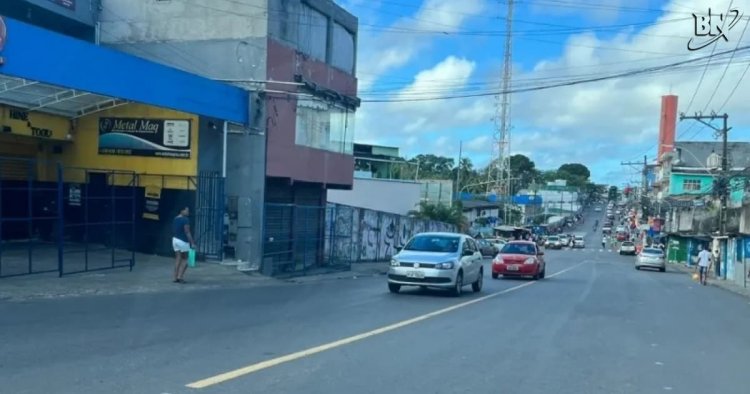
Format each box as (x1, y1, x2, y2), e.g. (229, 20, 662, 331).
(491, 241, 546, 280)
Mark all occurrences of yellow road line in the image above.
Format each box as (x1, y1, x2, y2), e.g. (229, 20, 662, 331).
(185, 261, 588, 389)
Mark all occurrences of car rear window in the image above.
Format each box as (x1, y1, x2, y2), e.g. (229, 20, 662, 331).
(642, 248, 663, 255)
(622, 241, 634, 246)
(403, 235, 460, 253)
(501, 243, 537, 255)
(547, 236, 559, 241)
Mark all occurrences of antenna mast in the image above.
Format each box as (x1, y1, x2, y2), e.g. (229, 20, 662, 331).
(488, 0, 514, 223)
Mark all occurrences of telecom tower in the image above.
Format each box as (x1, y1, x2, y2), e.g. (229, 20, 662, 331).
(488, 0, 514, 224)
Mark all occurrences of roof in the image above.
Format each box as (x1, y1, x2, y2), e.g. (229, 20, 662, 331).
(673, 141, 750, 169)
(0, 16, 249, 123)
(461, 200, 501, 210)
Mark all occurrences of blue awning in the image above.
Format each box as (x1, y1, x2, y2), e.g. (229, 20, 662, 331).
(0, 16, 249, 124)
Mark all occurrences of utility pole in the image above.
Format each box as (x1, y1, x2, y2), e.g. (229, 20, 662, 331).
(620, 158, 648, 217)
(455, 140, 463, 201)
(680, 112, 730, 279)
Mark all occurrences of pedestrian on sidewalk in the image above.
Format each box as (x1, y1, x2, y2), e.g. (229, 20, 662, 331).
(696, 246, 712, 286)
(173, 206, 196, 283)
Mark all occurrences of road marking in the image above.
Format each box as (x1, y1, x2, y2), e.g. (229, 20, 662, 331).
(185, 262, 588, 389)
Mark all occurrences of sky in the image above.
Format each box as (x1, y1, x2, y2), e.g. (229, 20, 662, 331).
(335, 0, 750, 186)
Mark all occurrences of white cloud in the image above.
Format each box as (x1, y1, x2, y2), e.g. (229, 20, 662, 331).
(356, 0, 487, 91)
(465, 135, 491, 151)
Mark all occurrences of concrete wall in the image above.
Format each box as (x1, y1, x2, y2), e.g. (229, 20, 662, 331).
(325, 203, 456, 263)
(99, 0, 268, 83)
(327, 178, 421, 216)
(99, 0, 267, 42)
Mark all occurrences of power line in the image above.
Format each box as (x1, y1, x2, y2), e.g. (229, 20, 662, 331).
(360, 45, 750, 102)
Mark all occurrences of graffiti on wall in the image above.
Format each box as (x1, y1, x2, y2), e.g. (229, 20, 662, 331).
(325, 203, 457, 263)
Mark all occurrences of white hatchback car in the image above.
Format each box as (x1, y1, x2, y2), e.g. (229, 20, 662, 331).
(636, 247, 666, 272)
(388, 232, 484, 296)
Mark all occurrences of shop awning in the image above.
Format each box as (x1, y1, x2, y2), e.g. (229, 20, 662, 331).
(0, 16, 250, 123)
(0, 75, 127, 118)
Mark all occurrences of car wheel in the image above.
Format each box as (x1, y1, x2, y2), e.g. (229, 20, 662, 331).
(540, 267, 546, 279)
(388, 283, 401, 293)
(452, 272, 463, 297)
(491, 272, 499, 279)
(659, 267, 666, 272)
(635, 266, 640, 270)
(472, 269, 483, 292)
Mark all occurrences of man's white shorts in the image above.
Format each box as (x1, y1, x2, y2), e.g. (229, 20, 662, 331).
(173, 237, 190, 253)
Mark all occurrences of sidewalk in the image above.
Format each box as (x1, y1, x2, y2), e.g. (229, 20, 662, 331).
(0, 254, 277, 302)
(0, 256, 391, 302)
(670, 262, 750, 298)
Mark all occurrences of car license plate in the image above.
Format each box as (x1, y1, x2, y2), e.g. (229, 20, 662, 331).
(406, 270, 425, 279)
(507, 265, 519, 271)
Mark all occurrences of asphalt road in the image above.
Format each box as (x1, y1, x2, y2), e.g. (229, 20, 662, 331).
(3, 208, 750, 394)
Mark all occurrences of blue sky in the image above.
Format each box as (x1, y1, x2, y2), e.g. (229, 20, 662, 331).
(336, 0, 750, 186)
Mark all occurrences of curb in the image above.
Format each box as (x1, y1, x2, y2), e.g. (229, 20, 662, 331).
(669, 263, 750, 298)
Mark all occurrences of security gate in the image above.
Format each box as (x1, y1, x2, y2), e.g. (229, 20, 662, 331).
(0, 158, 137, 278)
(194, 171, 225, 261)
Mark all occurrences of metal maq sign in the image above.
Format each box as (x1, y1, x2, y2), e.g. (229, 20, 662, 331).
(98, 117, 192, 159)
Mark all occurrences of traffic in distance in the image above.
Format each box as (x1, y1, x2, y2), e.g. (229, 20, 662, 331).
(387, 197, 666, 296)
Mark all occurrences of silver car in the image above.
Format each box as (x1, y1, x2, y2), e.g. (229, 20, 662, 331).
(388, 232, 484, 296)
(635, 247, 666, 272)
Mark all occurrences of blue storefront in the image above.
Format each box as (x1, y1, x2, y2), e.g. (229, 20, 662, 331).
(0, 16, 253, 277)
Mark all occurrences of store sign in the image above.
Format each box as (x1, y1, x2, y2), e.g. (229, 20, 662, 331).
(0, 105, 68, 140)
(98, 117, 191, 159)
(68, 184, 81, 206)
(48, 0, 75, 10)
(143, 185, 161, 221)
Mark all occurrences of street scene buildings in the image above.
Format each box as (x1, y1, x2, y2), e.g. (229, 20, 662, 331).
(3, 1, 750, 393)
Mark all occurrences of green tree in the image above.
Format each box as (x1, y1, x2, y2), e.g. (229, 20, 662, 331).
(558, 163, 591, 179)
(509, 154, 540, 190)
(408, 201, 467, 230)
(410, 154, 455, 179)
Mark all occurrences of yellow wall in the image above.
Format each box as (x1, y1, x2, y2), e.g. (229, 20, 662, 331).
(0, 103, 199, 190)
(0, 105, 71, 141)
(61, 103, 199, 190)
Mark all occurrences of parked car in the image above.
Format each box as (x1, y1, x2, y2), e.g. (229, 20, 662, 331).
(619, 241, 636, 255)
(573, 235, 585, 248)
(491, 241, 546, 280)
(388, 232, 484, 296)
(616, 232, 628, 242)
(594, 206, 602, 212)
(558, 234, 571, 247)
(476, 239, 499, 258)
(635, 247, 666, 272)
(602, 226, 612, 234)
(545, 235, 562, 249)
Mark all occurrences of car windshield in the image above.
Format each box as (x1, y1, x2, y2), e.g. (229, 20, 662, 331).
(403, 235, 460, 253)
(642, 248, 663, 256)
(501, 243, 537, 255)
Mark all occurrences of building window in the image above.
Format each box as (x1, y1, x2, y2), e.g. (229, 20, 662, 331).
(683, 179, 701, 192)
(332, 22, 355, 74)
(295, 98, 355, 155)
(297, 4, 328, 62)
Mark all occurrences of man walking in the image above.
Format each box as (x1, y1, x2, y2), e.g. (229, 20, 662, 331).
(172, 206, 196, 283)
(697, 246, 712, 286)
